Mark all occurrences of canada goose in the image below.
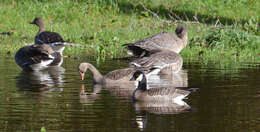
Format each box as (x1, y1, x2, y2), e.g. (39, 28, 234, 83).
(124, 25, 188, 57)
(78, 62, 158, 85)
(130, 71, 190, 102)
(15, 44, 64, 71)
(30, 17, 64, 45)
(130, 50, 183, 74)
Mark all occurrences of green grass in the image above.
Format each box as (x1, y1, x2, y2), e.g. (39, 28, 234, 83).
(0, 0, 259, 66)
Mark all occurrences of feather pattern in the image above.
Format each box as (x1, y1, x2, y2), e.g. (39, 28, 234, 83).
(15, 44, 62, 71)
(131, 71, 190, 102)
(131, 50, 183, 74)
(35, 31, 64, 44)
(124, 26, 188, 57)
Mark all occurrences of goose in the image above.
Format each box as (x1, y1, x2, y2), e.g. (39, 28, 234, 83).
(15, 44, 64, 71)
(124, 25, 188, 57)
(78, 62, 159, 85)
(130, 70, 190, 103)
(30, 17, 64, 45)
(130, 50, 183, 74)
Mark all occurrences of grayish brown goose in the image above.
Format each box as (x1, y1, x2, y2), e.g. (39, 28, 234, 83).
(130, 50, 183, 74)
(124, 25, 188, 57)
(130, 71, 190, 103)
(30, 17, 64, 45)
(78, 62, 158, 86)
(15, 44, 64, 71)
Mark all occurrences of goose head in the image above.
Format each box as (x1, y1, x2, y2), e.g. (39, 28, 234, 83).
(175, 25, 187, 39)
(78, 63, 89, 80)
(30, 17, 45, 29)
(130, 70, 147, 91)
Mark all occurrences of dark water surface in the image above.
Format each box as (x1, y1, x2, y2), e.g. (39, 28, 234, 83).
(0, 56, 259, 132)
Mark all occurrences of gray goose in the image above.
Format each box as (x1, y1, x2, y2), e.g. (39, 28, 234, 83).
(130, 50, 183, 74)
(78, 62, 158, 85)
(130, 71, 190, 102)
(124, 25, 188, 57)
(15, 44, 64, 71)
(30, 17, 64, 45)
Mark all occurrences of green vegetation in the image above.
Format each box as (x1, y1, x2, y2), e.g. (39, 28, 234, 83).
(0, 0, 259, 64)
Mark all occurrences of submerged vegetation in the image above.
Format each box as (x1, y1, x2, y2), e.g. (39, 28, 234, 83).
(0, 0, 259, 65)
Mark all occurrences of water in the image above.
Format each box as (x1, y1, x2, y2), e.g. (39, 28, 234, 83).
(0, 56, 259, 132)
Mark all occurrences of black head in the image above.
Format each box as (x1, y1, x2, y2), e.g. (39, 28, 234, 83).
(175, 25, 187, 38)
(130, 70, 144, 81)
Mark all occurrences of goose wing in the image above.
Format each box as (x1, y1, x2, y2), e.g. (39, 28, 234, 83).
(131, 50, 182, 68)
(124, 32, 180, 52)
(104, 68, 135, 80)
(15, 44, 54, 68)
(36, 31, 64, 44)
(146, 87, 190, 98)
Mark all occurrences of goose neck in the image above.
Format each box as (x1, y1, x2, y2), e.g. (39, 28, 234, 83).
(86, 63, 104, 84)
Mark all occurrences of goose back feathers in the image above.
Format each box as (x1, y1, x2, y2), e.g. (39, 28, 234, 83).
(15, 44, 63, 71)
(131, 50, 183, 74)
(124, 25, 188, 57)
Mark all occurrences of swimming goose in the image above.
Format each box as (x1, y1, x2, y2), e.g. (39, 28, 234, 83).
(130, 71, 190, 102)
(124, 25, 188, 57)
(15, 44, 64, 71)
(130, 50, 183, 74)
(30, 17, 64, 45)
(78, 62, 158, 85)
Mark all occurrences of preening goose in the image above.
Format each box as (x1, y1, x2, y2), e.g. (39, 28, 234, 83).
(78, 62, 158, 85)
(130, 71, 190, 103)
(130, 50, 183, 74)
(124, 25, 188, 57)
(30, 17, 64, 45)
(15, 44, 64, 71)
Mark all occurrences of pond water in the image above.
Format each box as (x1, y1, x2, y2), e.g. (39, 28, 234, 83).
(0, 56, 259, 132)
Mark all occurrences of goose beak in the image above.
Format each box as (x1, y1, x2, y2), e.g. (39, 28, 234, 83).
(80, 73, 85, 80)
(130, 76, 135, 81)
(29, 21, 34, 24)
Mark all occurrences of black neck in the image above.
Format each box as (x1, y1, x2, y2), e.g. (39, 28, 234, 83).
(137, 74, 147, 91)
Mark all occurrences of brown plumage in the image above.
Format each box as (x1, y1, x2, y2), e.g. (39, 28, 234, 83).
(78, 62, 158, 85)
(130, 50, 183, 74)
(15, 44, 63, 71)
(124, 25, 188, 57)
(30, 17, 64, 44)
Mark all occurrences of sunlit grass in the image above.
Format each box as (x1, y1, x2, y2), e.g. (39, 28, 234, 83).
(0, 0, 259, 66)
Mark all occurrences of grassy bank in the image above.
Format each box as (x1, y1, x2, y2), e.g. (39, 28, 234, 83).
(0, 0, 259, 64)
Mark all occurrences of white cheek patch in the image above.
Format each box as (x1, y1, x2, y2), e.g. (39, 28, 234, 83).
(136, 74, 143, 82)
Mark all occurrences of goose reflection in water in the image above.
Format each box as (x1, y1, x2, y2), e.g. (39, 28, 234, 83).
(15, 66, 65, 92)
(133, 99, 191, 115)
(148, 69, 188, 88)
(79, 84, 102, 104)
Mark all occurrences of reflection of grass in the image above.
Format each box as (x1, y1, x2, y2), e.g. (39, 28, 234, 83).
(0, 0, 259, 65)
